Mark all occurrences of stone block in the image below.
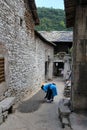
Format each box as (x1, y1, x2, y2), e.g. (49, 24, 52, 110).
(63, 99, 70, 105)
(0, 115, 3, 125)
(58, 99, 71, 128)
(62, 117, 69, 125)
(0, 97, 16, 112)
(3, 111, 8, 121)
(0, 107, 2, 114)
(58, 104, 71, 116)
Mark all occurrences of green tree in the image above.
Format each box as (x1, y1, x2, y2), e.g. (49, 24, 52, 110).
(35, 7, 72, 31)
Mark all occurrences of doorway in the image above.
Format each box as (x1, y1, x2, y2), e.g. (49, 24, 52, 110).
(53, 62, 64, 76)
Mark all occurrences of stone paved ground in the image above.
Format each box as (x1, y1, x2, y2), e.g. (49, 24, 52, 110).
(18, 89, 45, 113)
(0, 77, 87, 130)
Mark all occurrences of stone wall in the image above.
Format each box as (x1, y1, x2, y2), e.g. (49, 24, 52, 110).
(35, 35, 54, 81)
(0, 0, 54, 102)
(71, 6, 87, 110)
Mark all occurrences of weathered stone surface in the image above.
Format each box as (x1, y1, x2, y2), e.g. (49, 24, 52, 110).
(58, 105, 71, 115)
(62, 117, 69, 125)
(39, 31, 73, 42)
(3, 111, 8, 121)
(0, 107, 2, 114)
(58, 99, 71, 128)
(0, 0, 54, 102)
(71, 6, 87, 110)
(0, 115, 3, 125)
(0, 97, 15, 112)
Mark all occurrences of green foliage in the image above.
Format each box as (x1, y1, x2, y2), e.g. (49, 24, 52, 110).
(35, 7, 72, 31)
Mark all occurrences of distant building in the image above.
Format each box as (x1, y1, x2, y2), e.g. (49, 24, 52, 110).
(39, 31, 73, 52)
(39, 31, 73, 76)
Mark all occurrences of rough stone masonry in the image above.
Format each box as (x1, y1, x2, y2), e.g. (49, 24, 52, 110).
(0, 0, 54, 102)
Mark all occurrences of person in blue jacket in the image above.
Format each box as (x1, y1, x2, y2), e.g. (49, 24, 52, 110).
(41, 83, 58, 102)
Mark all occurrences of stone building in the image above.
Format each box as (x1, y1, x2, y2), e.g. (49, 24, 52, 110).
(39, 31, 73, 76)
(64, 0, 87, 110)
(35, 31, 55, 81)
(0, 0, 54, 102)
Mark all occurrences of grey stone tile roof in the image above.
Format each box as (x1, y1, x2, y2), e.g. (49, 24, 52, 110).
(35, 31, 56, 46)
(39, 31, 73, 42)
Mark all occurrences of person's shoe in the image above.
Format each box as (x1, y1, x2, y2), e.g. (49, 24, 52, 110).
(46, 99, 53, 103)
(46, 99, 51, 103)
(50, 99, 54, 102)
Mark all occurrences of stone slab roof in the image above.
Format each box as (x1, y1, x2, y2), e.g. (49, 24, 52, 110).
(39, 31, 73, 42)
(35, 31, 56, 46)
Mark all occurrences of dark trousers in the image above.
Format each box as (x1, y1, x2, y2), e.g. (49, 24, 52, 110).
(45, 88, 53, 100)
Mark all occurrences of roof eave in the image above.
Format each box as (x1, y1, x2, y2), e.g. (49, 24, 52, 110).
(35, 30, 56, 47)
(64, 0, 87, 28)
(64, 0, 76, 28)
(28, 0, 40, 25)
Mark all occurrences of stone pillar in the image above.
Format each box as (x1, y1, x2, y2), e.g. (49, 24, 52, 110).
(71, 6, 87, 110)
(63, 54, 71, 81)
(48, 60, 53, 80)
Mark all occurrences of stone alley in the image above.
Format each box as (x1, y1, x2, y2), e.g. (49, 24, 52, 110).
(0, 0, 87, 130)
(0, 78, 87, 130)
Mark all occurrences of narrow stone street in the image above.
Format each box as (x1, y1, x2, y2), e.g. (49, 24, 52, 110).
(0, 78, 87, 130)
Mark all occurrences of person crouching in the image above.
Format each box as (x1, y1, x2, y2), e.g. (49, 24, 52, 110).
(41, 83, 58, 103)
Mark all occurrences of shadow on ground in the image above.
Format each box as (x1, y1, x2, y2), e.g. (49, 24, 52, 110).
(18, 90, 45, 113)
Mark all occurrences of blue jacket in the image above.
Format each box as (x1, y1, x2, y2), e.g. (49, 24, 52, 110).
(43, 83, 58, 97)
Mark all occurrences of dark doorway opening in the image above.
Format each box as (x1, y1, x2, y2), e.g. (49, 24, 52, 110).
(45, 61, 48, 76)
(53, 62, 64, 76)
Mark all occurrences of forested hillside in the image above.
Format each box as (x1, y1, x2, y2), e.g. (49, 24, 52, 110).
(35, 7, 71, 31)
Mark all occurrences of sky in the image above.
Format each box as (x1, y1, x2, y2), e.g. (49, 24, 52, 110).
(35, 0, 64, 10)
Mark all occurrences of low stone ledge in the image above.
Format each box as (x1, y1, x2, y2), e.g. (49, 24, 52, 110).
(3, 111, 8, 122)
(58, 99, 71, 128)
(0, 107, 2, 114)
(0, 97, 16, 112)
(58, 105, 71, 116)
(0, 97, 16, 125)
(0, 115, 3, 125)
